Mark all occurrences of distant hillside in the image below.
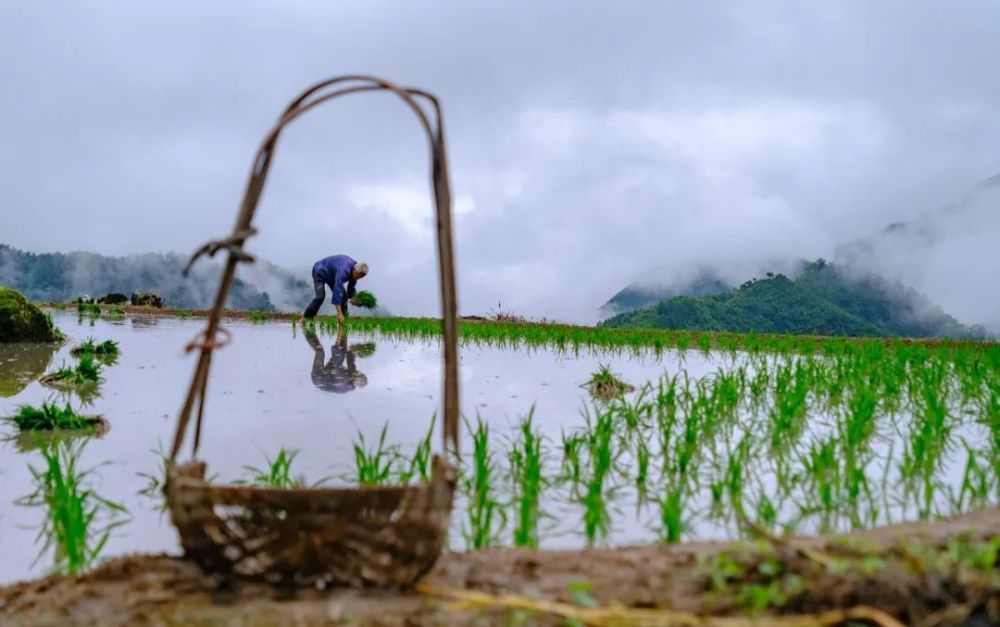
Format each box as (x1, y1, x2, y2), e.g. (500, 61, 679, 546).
(0, 244, 310, 312)
(600, 270, 731, 317)
(600, 260, 988, 339)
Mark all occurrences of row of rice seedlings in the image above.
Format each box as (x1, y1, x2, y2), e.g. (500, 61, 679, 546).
(336, 315, 998, 363)
(194, 335, 998, 550)
(16, 441, 128, 575)
(248, 311, 270, 323)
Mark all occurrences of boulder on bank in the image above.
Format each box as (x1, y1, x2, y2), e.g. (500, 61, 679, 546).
(0, 287, 62, 343)
(131, 291, 163, 308)
(98, 293, 128, 305)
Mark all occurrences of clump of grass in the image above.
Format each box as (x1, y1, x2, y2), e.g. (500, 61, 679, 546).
(76, 297, 100, 316)
(16, 442, 128, 576)
(70, 338, 119, 358)
(6, 403, 101, 432)
(41, 356, 103, 387)
(104, 306, 125, 320)
(248, 311, 269, 323)
(350, 290, 378, 309)
(583, 365, 636, 401)
(175, 310, 192, 320)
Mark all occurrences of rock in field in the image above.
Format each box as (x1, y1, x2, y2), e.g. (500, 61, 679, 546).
(131, 291, 164, 308)
(98, 293, 129, 305)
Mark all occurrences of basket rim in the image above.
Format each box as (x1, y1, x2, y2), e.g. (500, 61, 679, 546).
(169, 457, 455, 497)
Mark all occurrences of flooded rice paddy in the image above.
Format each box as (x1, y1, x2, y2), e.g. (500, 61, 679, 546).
(0, 311, 997, 584)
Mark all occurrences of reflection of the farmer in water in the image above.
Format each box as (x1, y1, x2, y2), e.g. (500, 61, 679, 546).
(304, 328, 374, 393)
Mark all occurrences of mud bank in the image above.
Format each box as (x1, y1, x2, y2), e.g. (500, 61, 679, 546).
(2, 508, 999, 626)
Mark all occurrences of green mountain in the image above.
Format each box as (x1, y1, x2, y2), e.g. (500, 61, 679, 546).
(0, 244, 310, 312)
(600, 260, 988, 339)
(600, 270, 731, 316)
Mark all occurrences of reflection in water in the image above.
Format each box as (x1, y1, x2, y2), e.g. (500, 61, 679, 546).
(6, 417, 111, 454)
(129, 315, 160, 329)
(0, 343, 59, 397)
(304, 329, 371, 394)
(16, 441, 129, 575)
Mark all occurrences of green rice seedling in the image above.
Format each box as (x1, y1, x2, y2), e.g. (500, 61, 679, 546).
(17, 441, 128, 576)
(954, 443, 993, 511)
(659, 486, 686, 543)
(581, 409, 616, 547)
(242, 447, 310, 488)
(41, 356, 103, 387)
(71, 338, 119, 358)
(104, 306, 125, 320)
(6, 403, 100, 432)
(351, 424, 397, 486)
(463, 416, 503, 550)
(137, 443, 171, 512)
(350, 290, 378, 309)
(248, 311, 269, 323)
(176, 310, 192, 320)
(560, 429, 586, 486)
(583, 364, 635, 402)
(397, 415, 436, 484)
(508, 409, 544, 549)
(634, 437, 649, 497)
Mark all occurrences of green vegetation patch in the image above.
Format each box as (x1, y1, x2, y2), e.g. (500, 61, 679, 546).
(70, 338, 119, 358)
(583, 365, 636, 401)
(350, 290, 378, 309)
(41, 355, 103, 387)
(16, 442, 128, 576)
(0, 287, 62, 343)
(6, 402, 103, 432)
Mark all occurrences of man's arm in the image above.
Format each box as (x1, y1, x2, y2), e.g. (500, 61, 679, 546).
(347, 277, 357, 299)
(330, 267, 348, 323)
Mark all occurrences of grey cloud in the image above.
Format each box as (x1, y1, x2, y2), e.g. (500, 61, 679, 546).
(2, 1, 999, 323)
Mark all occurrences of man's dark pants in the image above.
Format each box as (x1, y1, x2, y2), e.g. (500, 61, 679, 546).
(303, 277, 326, 319)
(304, 276, 349, 320)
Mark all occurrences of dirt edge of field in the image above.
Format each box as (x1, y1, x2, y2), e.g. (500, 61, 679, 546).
(2, 507, 999, 626)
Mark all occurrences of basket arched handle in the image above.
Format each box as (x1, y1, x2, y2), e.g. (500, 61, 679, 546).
(169, 75, 460, 463)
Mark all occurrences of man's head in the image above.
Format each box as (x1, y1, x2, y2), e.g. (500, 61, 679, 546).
(352, 262, 369, 280)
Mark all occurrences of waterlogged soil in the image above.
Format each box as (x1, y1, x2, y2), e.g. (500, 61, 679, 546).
(2, 507, 999, 626)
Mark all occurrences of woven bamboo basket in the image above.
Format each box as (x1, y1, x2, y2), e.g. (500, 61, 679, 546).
(165, 75, 461, 589)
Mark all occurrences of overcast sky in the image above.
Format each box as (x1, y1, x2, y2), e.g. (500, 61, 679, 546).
(2, 1, 999, 323)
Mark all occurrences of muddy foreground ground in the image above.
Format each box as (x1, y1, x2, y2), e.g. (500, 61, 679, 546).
(2, 508, 999, 626)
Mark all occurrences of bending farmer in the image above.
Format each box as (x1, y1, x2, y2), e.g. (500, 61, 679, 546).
(303, 254, 369, 322)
